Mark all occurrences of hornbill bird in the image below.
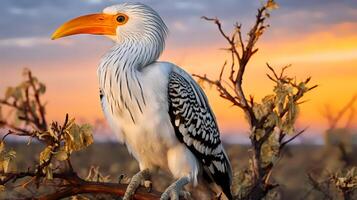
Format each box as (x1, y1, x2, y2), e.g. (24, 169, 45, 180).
(52, 3, 232, 200)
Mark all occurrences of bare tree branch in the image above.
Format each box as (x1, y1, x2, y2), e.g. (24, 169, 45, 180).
(1, 172, 161, 200)
(323, 94, 357, 129)
(196, 1, 317, 199)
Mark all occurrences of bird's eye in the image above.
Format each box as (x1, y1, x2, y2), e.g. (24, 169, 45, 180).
(116, 15, 126, 23)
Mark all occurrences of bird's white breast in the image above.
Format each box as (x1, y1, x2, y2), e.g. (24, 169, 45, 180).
(99, 61, 180, 170)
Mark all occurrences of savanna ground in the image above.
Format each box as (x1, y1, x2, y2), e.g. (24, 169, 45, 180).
(3, 141, 356, 199)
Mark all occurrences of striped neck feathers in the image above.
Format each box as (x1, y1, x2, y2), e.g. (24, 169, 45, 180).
(107, 35, 165, 71)
(98, 36, 165, 123)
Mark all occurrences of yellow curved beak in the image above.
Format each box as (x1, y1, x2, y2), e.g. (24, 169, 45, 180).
(51, 13, 117, 40)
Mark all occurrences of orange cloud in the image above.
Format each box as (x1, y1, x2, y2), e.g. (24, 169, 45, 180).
(1, 22, 356, 136)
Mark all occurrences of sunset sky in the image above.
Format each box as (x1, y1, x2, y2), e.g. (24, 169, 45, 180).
(0, 0, 356, 141)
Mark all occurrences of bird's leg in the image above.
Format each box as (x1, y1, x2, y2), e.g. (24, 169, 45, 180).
(123, 169, 151, 200)
(160, 176, 190, 200)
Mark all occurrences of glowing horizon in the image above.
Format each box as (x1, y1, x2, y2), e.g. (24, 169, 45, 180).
(0, 0, 356, 137)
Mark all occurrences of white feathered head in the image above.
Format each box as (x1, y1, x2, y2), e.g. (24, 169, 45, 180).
(52, 2, 168, 46)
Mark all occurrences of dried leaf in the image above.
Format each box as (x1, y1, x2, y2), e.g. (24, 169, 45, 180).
(71, 195, 91, 200)
(40, 146, 52, 164)
(2, 159, 10, 173)
(55, 150, 68, 161)
(20, 80, 31, 89)
(0, 141, 4, 152)
(0, 106, 3, 122)
(38, 82, 46, 94)
(0, 142, 16, 173)
(80, 124, 94, 147)
(30, 100, 37, 115)
(298, 82, 308, 92)
(261, 132, 279, 165)
(266, 0, 279, 10)
(13, 87, 23, 100)
(65, 123, 93, 152)
(4, 87, 14, 100)
(47, 128, 58, 141)
(254, 129, 265, 140)
(44, 164, 53, 180)
(255, 29, 264, 37)
(7, 150, 16, 158)
(85, 166, 110, 182)
(22, 68, 30, 77)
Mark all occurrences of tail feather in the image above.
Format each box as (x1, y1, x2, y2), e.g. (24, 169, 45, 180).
(203, 151, 233, 200)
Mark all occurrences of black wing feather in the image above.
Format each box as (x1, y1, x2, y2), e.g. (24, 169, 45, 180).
(168, 70, 232, 199)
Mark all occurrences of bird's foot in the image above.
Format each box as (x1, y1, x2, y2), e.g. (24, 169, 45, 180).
(160, 177, 190, 200)
(123, 169, 151, 200)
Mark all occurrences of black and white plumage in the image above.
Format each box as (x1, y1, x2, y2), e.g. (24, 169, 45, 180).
(52, 2, 232, 199)
(168, 69, 232, 198)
